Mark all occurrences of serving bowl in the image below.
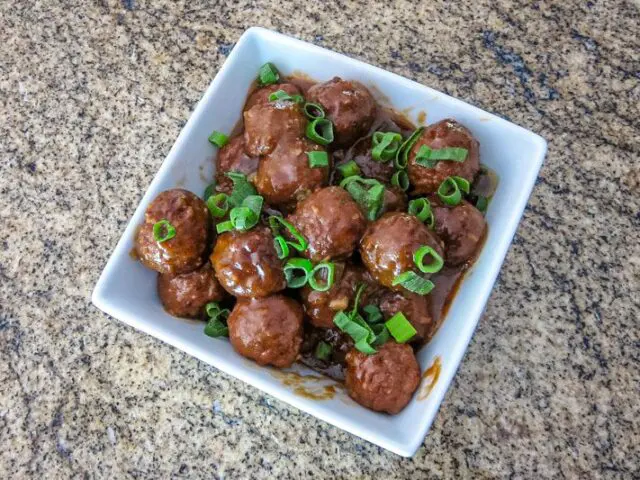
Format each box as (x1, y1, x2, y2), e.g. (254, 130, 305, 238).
(92, 27, 546, 457)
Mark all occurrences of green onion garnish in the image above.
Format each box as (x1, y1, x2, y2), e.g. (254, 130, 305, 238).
(437, 176, 470, 206)
(257, 62, 279, 86)
(308, 262, 335, 292)
(304, 102, 325, 120)
(208, 131, 229, 148)
(476, 195, 489, 214)
(315, 341, 332, 361)
(203, 183, 215, 201)
(216, 220, 234, 234)
(268, 89, 303, 104)
(414, 245, 444, 274)
(370, 323, 390, 347)
(392, 271, 435, 295)
(371, 132, 402, 162)
(340, 175, 385, 221)
(152, 220, 176, 242)
(407, 198, 434, 227)
(206, 193, 229, 218)
(226, 195, 263, 231)
(306, 118, 334, 146)
(204, 302, 230, 338)
(307, 151, 329, 168)
(394, 127, 424, 170)
(336, 160, 360, 179)
(385, 312, 417, 343)
(268, 216, 308, 252)
(391, 170, 410, 191)
(414, 145, 468, 168)
(225, 171, 257, 207)
(333, 311, 377, 355)
(283, 257, 313, 288)
(363, 304, 383, 324)
(273, 235, 290, 259)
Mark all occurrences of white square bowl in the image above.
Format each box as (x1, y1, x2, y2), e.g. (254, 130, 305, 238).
(92, 27, 547, 457)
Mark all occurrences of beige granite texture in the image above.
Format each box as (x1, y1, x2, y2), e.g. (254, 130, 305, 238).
(1, 0, 639, 478)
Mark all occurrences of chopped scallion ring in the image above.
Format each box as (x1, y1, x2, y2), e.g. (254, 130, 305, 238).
(414, 145, 468, 168)
(227, 195, 263, 231)
(204, 302, 230, 338)
(407, 198, 434, 227)
(273, 235, 290, 259)
(475, 195, 489, 214)
(315, 341, 332, 360)
(306, 118, 334, 145)
(308, 262, 335, 292)
(339, 175, 385, 221)
(371, 132, 402, 162)
(225, 171, 257, 207)
(257, 62, 279, 86)
(208, 130, 229, 148)
(307, 151, 329, 168)
(206, 193, 229, 218)
(392, 271, 435, 295)
(303, 102, 325, 120)
(203, 184, 215, 201)
(268, 216, 308, 252)
(336, 160, 360, 179)
(363, 304, 383, 324)
(391, 170, 410, 191)
(414, 245, 444, 274)
(333, 311, 377, 355)
(394, 127, 424, 169)
(385, 312, 417, 343)
(283, 258, 313, 288)
(216, 220, 234, 234)
(268, 89, 303, 104)
(437, 176, 470, 206)
(370, 323, 390, 347)
(152, 219, 176, 242)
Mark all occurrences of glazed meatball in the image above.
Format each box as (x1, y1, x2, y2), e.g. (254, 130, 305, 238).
(359, 212, 444, 289)
(432, 199, 487, 266)
(244, 83, 302, 111)
(210, 227, 286, 298)
(157, 262, 227, 318)
(307, 77, 376, 148)
(228, 295, 304, 368)
(243, 100, 306, 157)
(287, 186, 367, 262)
(215, 135, 259, 194)
(255, 137, 330, 208)
(135, 189, 210, 275)
(379, 290, 435, 343)
(300, 263, 372, 329)
(407, 119, 480, 195)
(345, 342, 420, 414)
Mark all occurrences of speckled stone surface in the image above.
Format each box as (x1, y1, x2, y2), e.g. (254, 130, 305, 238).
(1, 0, 639, 477)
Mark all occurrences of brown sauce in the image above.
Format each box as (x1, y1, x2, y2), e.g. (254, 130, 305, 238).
(270, 369, 340, 400)
(417, 356, 442, 400)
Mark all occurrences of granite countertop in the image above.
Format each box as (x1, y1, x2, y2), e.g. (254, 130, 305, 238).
(1, 0, 639, 477)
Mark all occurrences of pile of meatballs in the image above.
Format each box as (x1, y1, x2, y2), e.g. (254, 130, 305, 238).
(134, 70, 488, 415)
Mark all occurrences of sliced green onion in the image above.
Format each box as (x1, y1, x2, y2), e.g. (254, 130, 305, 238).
(453, 176, 470, 194)
(306, 118, 334, 146)
(226, 171, 257, 207)
(333, 311, 377, 354)
(304, 102, 325, 120)
(206, 193, 229, 218)
(308, 262, 335, 292)
(336, 160, 360, 179)
(315, 341, 332, 361)
(437, 176, 469, 206)
(203, 184, 215, 201)
(204, 317, 229, 337)
(273, 235, 290, 259)
(385, 312, 417, 343)
(208, 131, 229, 148)
(476, 195, 489, 214)
(407, 198, 434, 227)
(414, 145, 468, 168)
(228, 195, 263, 231)
(414, 245, 444, 274)
(370, 323, 390, 346)
(363, 304, 383, 324)
(351, 283, 367, 317)
(257, 62, 279, 86)
(391, 170, 410, 191)
(216, 220, 234, 234)
(340, 176, 385, 221)
(283, 258, 313, 288)
(153, 220, 176, 242)
(392, 271, 435, 295)
(205, 302, 222, 318)
(268, 216, 308, 252)
(371, 132, 402, 162)
(307, 151, 329, 168)
(268, 89, 303, 104)
(394, 127, 424, 170)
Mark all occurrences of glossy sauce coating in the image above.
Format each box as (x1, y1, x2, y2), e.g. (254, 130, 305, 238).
(244, 83, 302, 111)
(135, 189, 210, 275)
(210, 226, 286, 298)
(228, 295, 304, 368)
(215, 135, 259, 194)
(243, 100, 306, 157)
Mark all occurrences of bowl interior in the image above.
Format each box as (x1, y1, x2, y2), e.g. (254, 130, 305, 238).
(92, 28, 546, 456)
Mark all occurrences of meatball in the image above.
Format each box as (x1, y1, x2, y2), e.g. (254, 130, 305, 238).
(407, 119, 480, 195)
(307, 77, 376, 148)
(359, 212, 444, 289)
(345, 342, 420, 414)
(135, 189, 210, 275)
(210, 227, 286, 298)
(379, 290, 435, 343)
(243, 100, 306, 157)
(157, 262, 227, 318)
(215, 135, 259, 194)
(255, 137, 329, 208)
(244, 83, 302, 111)
(228, 295, 304, 368)
(432, 199, 487, 266)
(300, 263, 372, 329)
(380, 186, 408, 215)
(287, 186, 367, 262)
